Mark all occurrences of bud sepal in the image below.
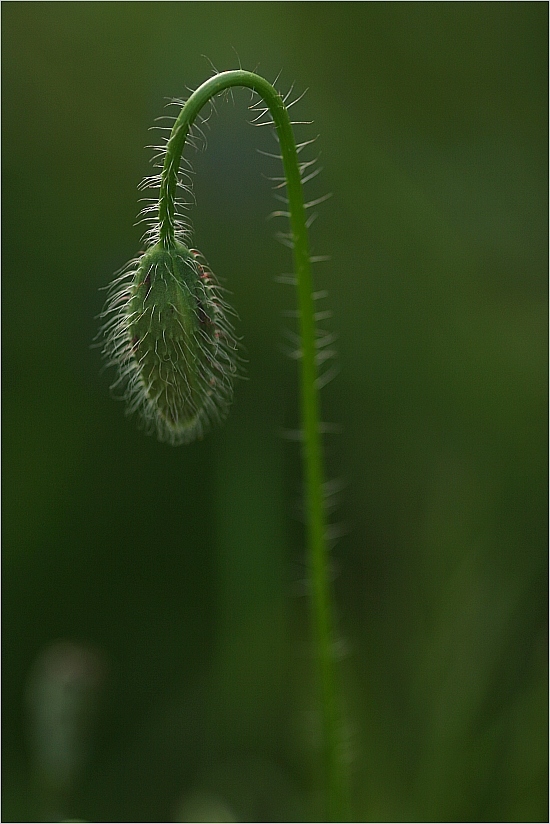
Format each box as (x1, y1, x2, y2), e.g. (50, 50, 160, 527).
(100, 241, 239, 445)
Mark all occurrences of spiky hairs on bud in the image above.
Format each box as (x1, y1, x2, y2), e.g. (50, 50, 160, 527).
(100, 241, 239, 445)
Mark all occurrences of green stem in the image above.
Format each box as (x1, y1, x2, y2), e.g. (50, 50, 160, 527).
(161, 71, 348, 821)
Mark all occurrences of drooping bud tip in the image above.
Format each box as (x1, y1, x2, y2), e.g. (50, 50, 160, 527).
(100, 241, 240, 445)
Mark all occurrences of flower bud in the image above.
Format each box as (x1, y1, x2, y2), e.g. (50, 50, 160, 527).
(101, 242, 239, 445)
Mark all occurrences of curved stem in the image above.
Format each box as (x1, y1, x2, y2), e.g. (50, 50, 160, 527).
(161, 71, 348, 821)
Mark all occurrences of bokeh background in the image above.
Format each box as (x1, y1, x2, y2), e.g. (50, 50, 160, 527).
(3, 3, 547, 822)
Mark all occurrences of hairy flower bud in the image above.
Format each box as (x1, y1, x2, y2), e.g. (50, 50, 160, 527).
(100, 241, 239, 445)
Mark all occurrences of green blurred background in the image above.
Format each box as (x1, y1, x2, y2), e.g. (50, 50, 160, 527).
(2, 2, 547, 821)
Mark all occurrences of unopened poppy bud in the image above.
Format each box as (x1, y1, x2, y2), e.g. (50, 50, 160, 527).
(100, 241, 239, 445)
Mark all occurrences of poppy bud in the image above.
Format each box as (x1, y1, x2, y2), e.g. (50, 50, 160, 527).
(100, 241, 239, 445)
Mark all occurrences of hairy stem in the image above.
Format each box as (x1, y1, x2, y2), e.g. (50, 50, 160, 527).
(160, 71, 348, 820)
